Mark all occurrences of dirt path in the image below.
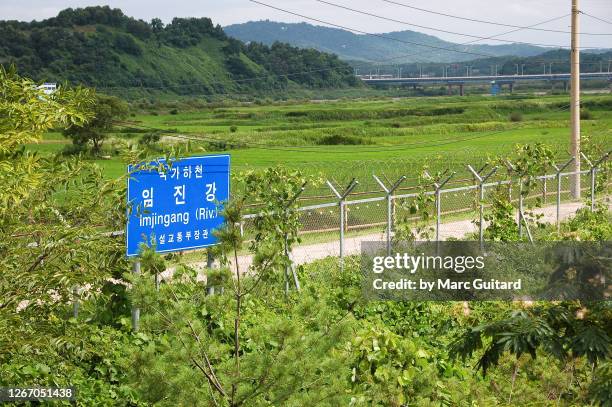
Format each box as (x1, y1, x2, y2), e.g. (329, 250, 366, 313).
(164, 200, 599, 279)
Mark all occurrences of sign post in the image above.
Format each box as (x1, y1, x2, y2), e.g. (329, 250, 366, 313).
(126, 154, 230, 331)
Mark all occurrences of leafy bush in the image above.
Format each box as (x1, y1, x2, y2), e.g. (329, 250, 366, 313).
(285, 110, 309, 117)
(590, 361, 612, 405)
(139, 132, 161, 146)
(580, 109, 592, 120)
(113, 32, 142, 55)
(205, 140, 228, 151)
(317, 134, 369, 145)
(556, 206, 612, 240)
(61, 142, 88, 156)
(509, 111, 523, 122)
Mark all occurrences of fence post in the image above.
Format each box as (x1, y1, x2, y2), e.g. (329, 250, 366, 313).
(344, 204, 349, 234)
(582, 151, 611, 211)
(424, 171, 454, 251)
(284, 234, 291, 295)
(131, 260, 141, 332)
(552, 157, 575, 231)
(519, 206, 534, 244)
(435, 188, 442, 247)
(327, 179, 359, 271)
(467, 165, 498, 249)
(590, 167, 597, 211)
(518, 181, 524, 238)
(503, 161, 530, 239)
(283, 182, 306, 295)
(581, 153, 595, 212)
(504, 161, 515, 201)
(373, 175, 406, 256)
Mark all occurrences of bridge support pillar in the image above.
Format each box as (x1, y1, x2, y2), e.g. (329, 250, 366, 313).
(459, 84, 464, 96)
(447, 84, 452, 95)
(509, 82, 514, 93)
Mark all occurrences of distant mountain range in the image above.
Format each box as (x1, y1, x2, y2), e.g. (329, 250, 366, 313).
(224, 20, 570, 64)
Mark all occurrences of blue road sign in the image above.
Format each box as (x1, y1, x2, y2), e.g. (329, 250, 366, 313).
(126, 155, 230, 257)
(491, 82, 501, 96)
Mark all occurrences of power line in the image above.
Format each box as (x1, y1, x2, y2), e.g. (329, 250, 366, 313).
(96, 11, 601, 95)
(99, 54, 602, 95)
(581, 11, 612, 27)
(98, 13, 585, 94)
(380, 0, 612, 35)
(314, 0, 580, 48)
(247, 0, 496, 59)
(360, 14, 577, 68)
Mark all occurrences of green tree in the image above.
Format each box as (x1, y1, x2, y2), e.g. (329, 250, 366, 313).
(151, 17, 164, 47)
(0, 67, 143, 404)
(63, 94, 128, 155)
(130, 167, 354, 406)
(451, 221, 612, 405)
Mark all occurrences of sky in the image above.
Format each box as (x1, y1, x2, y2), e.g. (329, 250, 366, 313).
(1, 0, 611, 48)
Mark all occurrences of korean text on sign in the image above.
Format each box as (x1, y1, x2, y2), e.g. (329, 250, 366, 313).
(126, 155, 230, 256)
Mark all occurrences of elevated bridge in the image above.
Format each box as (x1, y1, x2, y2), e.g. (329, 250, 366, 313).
(360, 72, 612, 95)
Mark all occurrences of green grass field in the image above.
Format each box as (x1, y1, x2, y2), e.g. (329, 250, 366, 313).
(29, 93, 612, 189)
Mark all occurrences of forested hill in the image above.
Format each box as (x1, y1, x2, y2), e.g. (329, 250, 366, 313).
(0, 6, 360, 95)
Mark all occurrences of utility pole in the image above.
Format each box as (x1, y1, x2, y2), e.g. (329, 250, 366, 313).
(570, 0, 581, 198)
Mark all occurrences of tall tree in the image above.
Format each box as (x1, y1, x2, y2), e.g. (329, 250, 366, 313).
(63, 94, 128, 154)
(0, 65, 127, 373)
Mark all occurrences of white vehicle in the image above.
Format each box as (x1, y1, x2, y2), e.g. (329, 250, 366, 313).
(38, 82, 57, 95)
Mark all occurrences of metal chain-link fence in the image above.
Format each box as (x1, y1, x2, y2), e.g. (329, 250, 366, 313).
(239, 153, 611, 267)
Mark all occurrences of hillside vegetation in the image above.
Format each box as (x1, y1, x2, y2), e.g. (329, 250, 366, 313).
(0, 6, 360, 95)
